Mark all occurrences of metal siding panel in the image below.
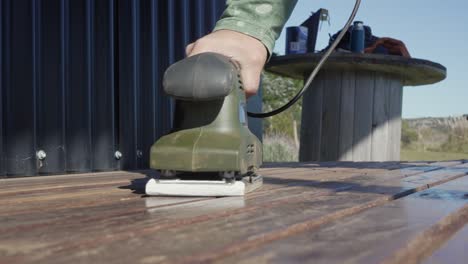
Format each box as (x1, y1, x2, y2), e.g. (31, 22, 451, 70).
(66, 0, 92, 172)
(159, 0, 173, 134)
(37, 0, 66, 174)
(0, 0, 229, 175)
(151, 0, 167, 146)
(166, 0, 175, 64)
(4, 0, 37, 176)
(138, 0, 162, 169)
(121, 0, 193, 170)
(0, 0, 4, 176)
(208, 0, 221, 29)
(118, 0, 138, 169)
(166, 0, 176, 129)
(92, 0, 118, 171)
(131, 0, 141, 168)
(113, 0, 121, 170)
(180, 0, 190, 49)
(86, 0, 95, 170)
(32, 0, 40, 171)
(193, 0, 205, 38)
(137, 0, 152, 169)
(60, 0, 69, 172)
(117, 0, 225, 170)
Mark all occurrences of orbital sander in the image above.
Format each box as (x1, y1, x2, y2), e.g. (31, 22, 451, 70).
(146, 53, 263, 196)
(145, 0, 361, 196)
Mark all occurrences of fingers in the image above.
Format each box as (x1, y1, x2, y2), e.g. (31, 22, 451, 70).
(185, 39, 219, 57)
(185, 42, 195, 57)
(183, 30, 267, 97)
(240, 63, 262, 97)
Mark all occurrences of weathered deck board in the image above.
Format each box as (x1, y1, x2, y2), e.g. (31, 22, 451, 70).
(0, 164, 403, 236)
(383, 204, 468, 264)
(0, 161, 466, 264)
(224, 173, 468, 264)
(423, 224, 468, 264)
(0, 162, 429, 223)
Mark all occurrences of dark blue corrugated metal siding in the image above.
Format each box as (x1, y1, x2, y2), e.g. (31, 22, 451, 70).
(0, 0, 3, 176)
(0, 0, 226, 177)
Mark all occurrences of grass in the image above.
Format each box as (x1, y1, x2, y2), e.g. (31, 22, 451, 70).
(263, 134, 298, 162)
(263, 131, 468, 162)
(401, 149, 468, 161)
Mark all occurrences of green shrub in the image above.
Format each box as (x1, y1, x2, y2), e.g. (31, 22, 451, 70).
(263, 134, 298, 162)
(440, 127, 468, 153)
(401, 120, 418, 148)
(261, 71, 302, 140)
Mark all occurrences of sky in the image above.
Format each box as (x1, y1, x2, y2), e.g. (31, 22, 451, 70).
(274, 0, 468, 118)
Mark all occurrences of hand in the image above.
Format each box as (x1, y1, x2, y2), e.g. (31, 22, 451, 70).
(185, 29, 268, 97)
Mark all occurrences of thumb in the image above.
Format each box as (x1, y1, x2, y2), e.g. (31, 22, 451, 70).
(185, 42, 195, 57)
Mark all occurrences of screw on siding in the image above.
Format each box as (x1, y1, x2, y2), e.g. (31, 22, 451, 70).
(36, 150, 47, 160)
(136, 150, 143, 158)
(114, 151, 123, 160)
(36, 150, 47, 169)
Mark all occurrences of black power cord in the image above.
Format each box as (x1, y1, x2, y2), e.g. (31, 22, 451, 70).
(247, 0, 362, 118)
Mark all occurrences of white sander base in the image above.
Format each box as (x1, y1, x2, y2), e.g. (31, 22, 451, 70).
(145, 175, 262, 197)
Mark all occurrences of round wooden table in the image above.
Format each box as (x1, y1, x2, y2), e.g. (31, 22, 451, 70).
(266, 53, 446, 162)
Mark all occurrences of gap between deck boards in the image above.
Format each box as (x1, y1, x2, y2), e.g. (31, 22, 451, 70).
(1, 161, 467, 263)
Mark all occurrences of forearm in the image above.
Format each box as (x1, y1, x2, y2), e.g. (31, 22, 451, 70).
(213, 0, 298, 56)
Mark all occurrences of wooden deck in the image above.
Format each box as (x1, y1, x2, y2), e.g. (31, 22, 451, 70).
(1, 161, 467, 263)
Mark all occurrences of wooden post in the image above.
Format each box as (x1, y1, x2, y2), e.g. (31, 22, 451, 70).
(299, 69, 403, 162)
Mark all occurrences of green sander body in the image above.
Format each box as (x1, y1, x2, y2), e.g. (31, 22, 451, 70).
(146, 1, 362, 196)
(149, 53, 262, 184)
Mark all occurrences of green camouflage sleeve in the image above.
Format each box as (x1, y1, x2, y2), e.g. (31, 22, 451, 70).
(213, 0, 298, 56)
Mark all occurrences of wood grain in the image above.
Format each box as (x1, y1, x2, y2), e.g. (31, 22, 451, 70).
(352, 71, 374, 161)
(298, 66, 404, 162)
(266, 52, 446, 86)
(423, 224, 468, 264)
(0, 161, 466, 264)
(371, 74, 390, 161)
(320, 70, 342, 161)
(338, 70, 356, 161)
(299, 72, 324, 161)
(383, 204, 468, 264)
(387, 79, 403, 160)
(224, 172, 468, 264)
